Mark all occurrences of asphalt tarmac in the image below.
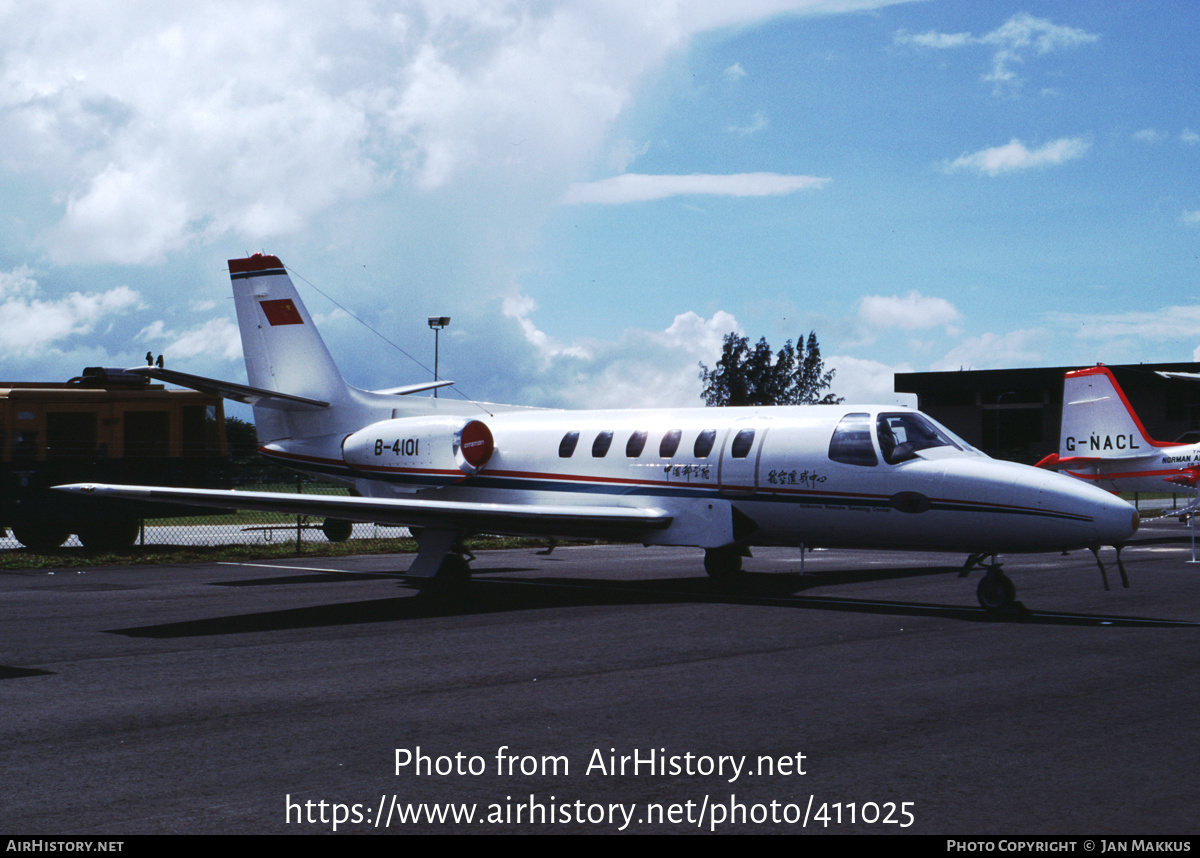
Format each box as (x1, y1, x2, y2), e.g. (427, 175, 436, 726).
(2, 517, 1198, 835)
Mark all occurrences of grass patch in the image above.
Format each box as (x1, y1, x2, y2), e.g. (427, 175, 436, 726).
(1117, 491, 1193, 517)
(152, 511, 310, 526)
(153, 485, 353, 525)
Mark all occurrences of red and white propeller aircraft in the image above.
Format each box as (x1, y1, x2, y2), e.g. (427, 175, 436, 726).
(57, 255, 1139, 610)
(1038, 365, 1200, 496)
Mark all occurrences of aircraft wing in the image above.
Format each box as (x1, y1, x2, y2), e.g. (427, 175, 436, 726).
(129, 366, 329, 410)
(53, 483, 672, 540)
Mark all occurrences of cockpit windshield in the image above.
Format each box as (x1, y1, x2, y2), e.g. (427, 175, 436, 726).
(876, 412, 968, 465)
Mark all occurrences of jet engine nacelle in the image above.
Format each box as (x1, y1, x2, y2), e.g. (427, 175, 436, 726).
(342, 416, 495, 475)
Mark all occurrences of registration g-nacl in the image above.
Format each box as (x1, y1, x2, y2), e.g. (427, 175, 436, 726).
(57, 255, 1139, 610)
(1038, 364, 1200, 511)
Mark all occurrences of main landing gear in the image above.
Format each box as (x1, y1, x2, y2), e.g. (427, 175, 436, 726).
(405, 529, 473, 594)
(704, 545, 750, 583)
(963, 553, 1018, 612)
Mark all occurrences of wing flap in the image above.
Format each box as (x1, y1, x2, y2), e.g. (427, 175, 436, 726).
(54, 484, 671, 539)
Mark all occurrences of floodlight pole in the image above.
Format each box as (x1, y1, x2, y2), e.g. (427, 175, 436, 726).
(427, 316, 450, 398)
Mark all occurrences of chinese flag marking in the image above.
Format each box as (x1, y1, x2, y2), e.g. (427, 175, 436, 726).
(260, 299, 303, 326)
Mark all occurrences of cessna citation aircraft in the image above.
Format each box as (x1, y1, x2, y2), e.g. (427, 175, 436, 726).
(1038, 365, 1200, 496)
(57, 255, 1139, 610)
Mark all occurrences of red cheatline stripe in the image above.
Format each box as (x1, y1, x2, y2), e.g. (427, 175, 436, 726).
(260, 447, 1068, 516)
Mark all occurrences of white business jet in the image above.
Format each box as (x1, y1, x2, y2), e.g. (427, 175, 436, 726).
(1038, 365, 1200, 497)
(57, 255, 1138, 610)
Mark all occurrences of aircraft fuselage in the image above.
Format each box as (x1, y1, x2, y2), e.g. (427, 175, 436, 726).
(262, 404, 1139, 555)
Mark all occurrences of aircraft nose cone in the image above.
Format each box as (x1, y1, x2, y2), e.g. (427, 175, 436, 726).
(1089, 489, 1139, 545)
(1030, 466, 1139, 550)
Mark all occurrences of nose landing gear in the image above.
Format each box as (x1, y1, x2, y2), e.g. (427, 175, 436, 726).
(1089, 545, 1130, 592)
(964, 553, 1019, 612)
(976, 564, 1017, 612)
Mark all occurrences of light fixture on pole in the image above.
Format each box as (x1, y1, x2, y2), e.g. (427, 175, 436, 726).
(428, 316, 450, 397)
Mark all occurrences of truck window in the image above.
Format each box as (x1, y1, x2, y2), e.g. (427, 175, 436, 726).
(47, 412, 98, 460)
(124, 411, 170, 458)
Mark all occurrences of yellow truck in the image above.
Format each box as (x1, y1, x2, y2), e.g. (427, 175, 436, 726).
(1, 368, 228, 550)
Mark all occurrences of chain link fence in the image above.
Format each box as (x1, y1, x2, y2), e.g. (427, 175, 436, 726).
(0, 462, 413, 552)
(135, 468, 414, 549)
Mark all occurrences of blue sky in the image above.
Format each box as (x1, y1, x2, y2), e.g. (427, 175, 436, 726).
(2, 1, 1198, 415)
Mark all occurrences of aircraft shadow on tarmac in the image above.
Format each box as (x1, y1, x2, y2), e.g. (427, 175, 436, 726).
(106, 565, 1198, 638)
(0, 665, 55, 680)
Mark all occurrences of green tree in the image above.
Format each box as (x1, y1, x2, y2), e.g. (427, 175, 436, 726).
(699, 331, 842, 406)
(224, 415, 259, 462)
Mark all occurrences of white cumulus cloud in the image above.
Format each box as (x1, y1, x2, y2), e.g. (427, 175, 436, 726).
(896, 12, 1098, 94)
(931, 329, 1053, 372)
(138, 316, 242, 361)
(857, 291, 961, 332)
(1052, 306, 1200, 341)
(826, 355, 915, 405)
(0, 0, 910, 266)
(943, 137, 1090, 176)
(563, 173, 829, 205)
(0, 267, 141, 356)
(566, 309, 742, 409)
(496, 287, 742, 408)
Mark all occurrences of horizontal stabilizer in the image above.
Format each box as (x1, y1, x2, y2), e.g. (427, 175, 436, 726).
(128, 367, 329, 410)
(372, 380, 455, 396)
(54, 483, 672, 540)
(1035, 454, 1102, 470)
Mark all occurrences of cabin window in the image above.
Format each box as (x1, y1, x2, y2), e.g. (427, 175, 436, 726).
(626, 431, 647, 458)
(592, 430, 614, 457)
(659, 429, 682, 458)
(559, 431, 580, 458)
(828, 412, 878, 466)
(876, 412, 961, 465)
(693, 429, 716, 458)
(730, 429, 756, 459)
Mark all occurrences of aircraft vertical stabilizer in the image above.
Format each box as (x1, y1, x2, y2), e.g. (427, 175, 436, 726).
(229, 254, 358, 442)
(1060, 366, 1160, 459)
(230, 255, 346, 402)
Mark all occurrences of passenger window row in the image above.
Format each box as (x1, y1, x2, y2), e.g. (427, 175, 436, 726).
(559, 428, 755, 460)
